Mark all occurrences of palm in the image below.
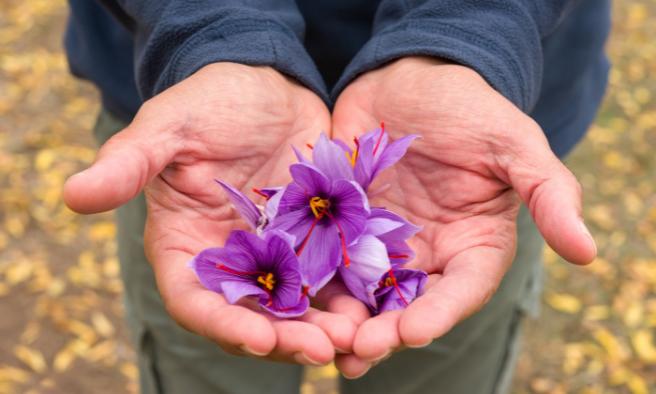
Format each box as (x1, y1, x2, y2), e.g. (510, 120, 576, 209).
(331, 57, 596, 373)
(65, 63, 365, 364)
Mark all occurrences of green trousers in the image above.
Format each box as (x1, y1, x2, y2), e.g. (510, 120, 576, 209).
(94, 109, 544, 394)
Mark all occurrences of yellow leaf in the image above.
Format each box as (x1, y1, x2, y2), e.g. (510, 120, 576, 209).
(20, 322, 40, 345)
(53, 348, 76, 372)
(627, 373, 649, 394)
(592, 328, 630, 363)
(34, 149, 56, 171)
(546, 293, 582, 314)
(631, 329, 656, 363)
(624, 303, 644, 328)
(88, 221, 116, 242)
(14, 346, 47, 373)
(91, 312, 115, 338)
(0, 365, 30, 383)
(5, 261, 33, 285)
(120, 362, 138, 381)
(584, 305, 610, 322)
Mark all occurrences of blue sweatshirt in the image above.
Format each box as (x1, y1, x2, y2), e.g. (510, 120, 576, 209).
(65, 0, 610, 158)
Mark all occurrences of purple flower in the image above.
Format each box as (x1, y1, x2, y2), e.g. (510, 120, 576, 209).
(339, 234, 391, 308)
(270, 159, 369, 296)
(340, 124, 418, 190)
(216, 181, 284, 234)
(339, 208, 420, 308)
(190, 230, 309, 318)
(365, 208, 421, 266)
(374, 268, 427, 313)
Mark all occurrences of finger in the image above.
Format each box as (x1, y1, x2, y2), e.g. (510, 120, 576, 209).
(153, 249, 277, 356)
(335, 354, 372, 380)
(399, 248, 509, 347)
(64, 104, 183, 213)
(314, 281, 371, 326)
(504, 123, 597, 265)
(268, 320, 334, 365)
(330, 97, 377, 140)
(353, 310, 402, 361)
(299, 308, 358, 353)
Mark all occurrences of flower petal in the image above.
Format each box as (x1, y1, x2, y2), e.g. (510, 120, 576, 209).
(298, 222, 341, 295)
(264, 186, 285, 220)
(292, 145, 310, 164)
(347, 235, 391, 283)
(372, 135, 418, 178)
(376, 268, 427, 313)
(289, 163, 332, 197)
(220, 280, 268, 304)
(339, 266, 377, 309)
(370, 208, 421, 241)
(331, 180, 369, 244)
(312, 133, 354, 182)
(261, 296, 309, 318)
(216, 180, 262, 230)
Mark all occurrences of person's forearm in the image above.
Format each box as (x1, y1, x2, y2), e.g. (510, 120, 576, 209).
(112, 0, 328, 102)
(333, 0, 578, 112)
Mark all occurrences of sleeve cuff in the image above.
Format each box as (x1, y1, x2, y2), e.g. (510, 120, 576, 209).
(332, 22, 542, 112)
(150, 18, 329, 104)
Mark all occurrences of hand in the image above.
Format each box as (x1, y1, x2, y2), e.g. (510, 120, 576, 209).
(64, 63, 368, 365)
(331, 57, 597, 376)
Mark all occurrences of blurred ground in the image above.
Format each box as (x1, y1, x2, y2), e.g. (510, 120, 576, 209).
(0, 1, 655, 393)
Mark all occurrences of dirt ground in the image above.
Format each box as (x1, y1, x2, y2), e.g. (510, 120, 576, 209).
(1, 1, 655, 393)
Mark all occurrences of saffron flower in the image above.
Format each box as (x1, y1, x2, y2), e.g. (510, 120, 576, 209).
(338, 124, 418, 190)
(365, 208, 421, 266)
(190, 230, 309, 318)
(217, 181, 283, 234)
(375, 268, 428, 313)
(270, 161, 369, 295)
(339, 208, 421, 310)
(339, 234, 391, 309)
(191, 125, 428, 318)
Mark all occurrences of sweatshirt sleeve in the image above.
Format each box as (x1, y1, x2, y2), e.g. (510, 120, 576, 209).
(113, 0, 328, 102)
(333, 0, 580, 112)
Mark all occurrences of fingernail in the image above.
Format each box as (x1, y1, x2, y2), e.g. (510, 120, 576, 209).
(579, 220, 597, 256)
(239, 345, 269, 357)
(335, 347, 349, 354)
(368, 350, 391, 363)
(293, 352, 325, 366)
(406, 339, 432, 349)
(342, 365, 371, 380)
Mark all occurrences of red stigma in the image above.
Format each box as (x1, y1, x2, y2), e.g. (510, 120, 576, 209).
(306, 143, 314, 149)
(295, 217, 320, 256)
(215, 264, 264, 277)
(388, 253, 410, 259)
(326, 212, 351, 267)
(252, 188, 270, 199)
(372, 121, 385, 156)
(387, 269, 409, 306)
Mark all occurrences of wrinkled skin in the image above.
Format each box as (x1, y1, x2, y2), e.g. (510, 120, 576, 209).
(64, 63, 369, 365)
(330, 57, 597, 377)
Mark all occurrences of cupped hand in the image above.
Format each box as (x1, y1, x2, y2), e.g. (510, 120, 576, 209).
(64, 63, 368, 365)
(331, 56, 597, 376)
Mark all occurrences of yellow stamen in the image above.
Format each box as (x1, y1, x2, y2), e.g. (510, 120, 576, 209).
(383, 277, 394, 287)
(345, 150, 358, 167)
(257, 272, 275, 291)
(309, 196, 331, 218)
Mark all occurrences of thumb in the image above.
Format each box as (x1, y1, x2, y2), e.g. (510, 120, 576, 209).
(504, 122, 597, 265)
(64, 107, 183, 214)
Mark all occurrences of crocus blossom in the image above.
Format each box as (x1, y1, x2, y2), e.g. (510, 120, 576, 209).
(270, 162, 369, 295)
(375, 268, 428, 313)
(190, 230, 308, 318)
(339, 124, 418, 190)
(191, 125, 427, 318)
